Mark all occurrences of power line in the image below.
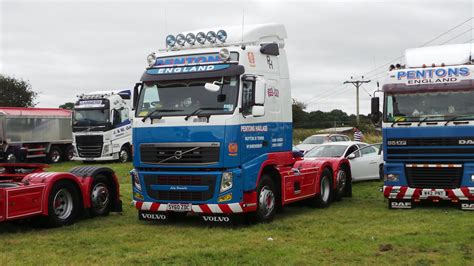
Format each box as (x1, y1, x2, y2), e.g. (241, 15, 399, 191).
(344, 77, 371, 125)
(440, 27, 473, 45)
(419, 17, 473, 47)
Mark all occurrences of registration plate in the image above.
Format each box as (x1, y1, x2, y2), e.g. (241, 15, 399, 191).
(422, 190, 446, 197)
(166, 203, 192, 212)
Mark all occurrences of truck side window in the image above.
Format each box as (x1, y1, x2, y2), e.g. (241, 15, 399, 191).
(113, 109, 121, 126)
(242, 80, 255, 113)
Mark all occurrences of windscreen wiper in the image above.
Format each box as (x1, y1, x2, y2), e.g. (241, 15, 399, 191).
(444, 115, 473, 126)
(142, 109, 183, 122)
(417, 116, 430, 126)
(390, 117, 413, 128)
(184, 107, 225, 121)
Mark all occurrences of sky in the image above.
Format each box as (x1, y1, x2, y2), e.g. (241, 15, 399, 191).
(1, 0, 473, 115)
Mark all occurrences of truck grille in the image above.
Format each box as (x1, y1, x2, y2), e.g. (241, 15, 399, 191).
(76, 135, 103, 158)
(405, 165, 463, 189)
(144, 175, 216, 202)
(386, 137, 474, 161)
(140, 142, 220, 165)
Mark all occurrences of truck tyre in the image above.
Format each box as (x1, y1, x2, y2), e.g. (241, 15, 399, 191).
(118, 146, 131, 163)
(335, 168, 348, 201)
(250, 175, 277, 223)
(89, 175, 112, 217)
(47, 146, 62, 164)
(65, 145, 75, 161)
(5, 151, 17, 163)
(311, 168, 333, 208)
(44, 181, 80, 227)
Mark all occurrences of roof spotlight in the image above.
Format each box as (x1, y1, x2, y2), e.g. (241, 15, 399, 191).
(176, 34, 186, 46)
(219, 48, 230, 61)
(217, 30, 227, 43)
(147, 52, 157, 66)
(206, 31, 217, 44)
(196, 32, 206, 44)
(186, 33, 196, 45)
(166, 35, 176, 47)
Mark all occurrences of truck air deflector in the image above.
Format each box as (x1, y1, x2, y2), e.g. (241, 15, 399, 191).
(140, 64, 245, 82)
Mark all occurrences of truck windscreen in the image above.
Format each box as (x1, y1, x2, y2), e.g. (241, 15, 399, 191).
(136, 76, 239, 117)
(74, 109, 109, 125)
(384, 89, 474, 122)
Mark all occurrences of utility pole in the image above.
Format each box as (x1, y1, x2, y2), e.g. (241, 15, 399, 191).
(344, 76, 371, 125)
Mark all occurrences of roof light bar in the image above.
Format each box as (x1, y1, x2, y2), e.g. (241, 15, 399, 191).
(165, 29, 228, 48)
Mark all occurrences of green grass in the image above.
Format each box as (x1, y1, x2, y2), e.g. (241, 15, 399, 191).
(1, 161, 472, 265)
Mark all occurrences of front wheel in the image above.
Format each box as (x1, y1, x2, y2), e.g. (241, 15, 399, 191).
(65, 145, 75, 161)
(335, 169, 348, 201)
(250, 175, 277, 223)
(118, 146, 131, 163)
(44, 181, 80, 227)
(5, 151, 17, 163)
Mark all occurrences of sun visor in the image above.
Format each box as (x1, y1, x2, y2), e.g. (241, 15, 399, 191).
(141, 64, 245, 82)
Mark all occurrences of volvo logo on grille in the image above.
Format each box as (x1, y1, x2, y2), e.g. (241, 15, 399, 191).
(459, 139, 474, 145)
(174, 150, 183, 159)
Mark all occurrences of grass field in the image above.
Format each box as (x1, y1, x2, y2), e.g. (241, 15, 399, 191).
(1, 160, 473, 265)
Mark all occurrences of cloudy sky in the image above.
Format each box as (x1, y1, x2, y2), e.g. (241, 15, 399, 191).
(1, 0, 473, 115)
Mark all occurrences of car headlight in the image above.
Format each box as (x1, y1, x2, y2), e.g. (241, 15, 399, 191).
(220, 172, 233, 193)
(131, 169, 141, 191)
(384, 173, 399, 182)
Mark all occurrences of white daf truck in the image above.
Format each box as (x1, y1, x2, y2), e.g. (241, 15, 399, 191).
(72, 90, 133, 163)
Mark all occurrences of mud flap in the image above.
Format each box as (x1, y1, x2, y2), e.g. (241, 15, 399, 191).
(138, 211, 169, 222)
(388, 199, 412, 209)
(460, 202, 474, 211)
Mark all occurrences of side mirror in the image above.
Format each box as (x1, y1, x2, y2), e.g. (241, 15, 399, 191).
(251, 105, 265, 117)
(133, 83, 141, 110)
(254, 77, 266, 105)
(205, 82, 221, 92)
(347, 153, 356, 159)
(371, 97, 380, 124)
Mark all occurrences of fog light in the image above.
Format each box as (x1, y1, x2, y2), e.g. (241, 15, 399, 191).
(176, 34, 186, 46)
(133, 191, 144, 200)
(220, 172, 233, 193)
(218, 193, 232, 202)
(196, 32, 206, 44)
(384, 173, 399, 182)
(471, 174, 474, 182)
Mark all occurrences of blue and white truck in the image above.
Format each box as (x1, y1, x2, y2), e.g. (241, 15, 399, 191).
(131, 24, 352, 223)
(371, 43, 474, 210)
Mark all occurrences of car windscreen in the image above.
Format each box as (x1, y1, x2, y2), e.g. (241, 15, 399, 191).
(305, 145, 348, 158)
(302, 136, 326, 144)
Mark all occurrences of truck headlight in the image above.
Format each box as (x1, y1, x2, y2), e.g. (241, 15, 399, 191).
(471, 174, 474, 182)
(131, 169, 141, 191)
(384, 173, 399, 182)
(220, 172, 233, 193)
(103, 144, 110, 155)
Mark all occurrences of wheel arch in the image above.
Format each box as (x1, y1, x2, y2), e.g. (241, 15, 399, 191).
(69, 166, 122, 212)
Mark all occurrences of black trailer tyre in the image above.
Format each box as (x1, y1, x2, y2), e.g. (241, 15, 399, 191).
(65, 145, 75, 161)
(45, 181, 80, 227)
(5, 151, 17, 163)
(47, 146, 62, 163)
(312, 168, 334, 208)
(89, 175, 112, 217)
(252, 175, 277, 223)
(118, 146, 130, 163)
(335, 168, 347, 201)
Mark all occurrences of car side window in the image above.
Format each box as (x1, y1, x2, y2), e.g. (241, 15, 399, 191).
(345, 145, 360, 158)
(361, 145, 377, 156)
(335, 136, 344, 141)
(343, 136, 350, 141)
(330, 136, 337, 142)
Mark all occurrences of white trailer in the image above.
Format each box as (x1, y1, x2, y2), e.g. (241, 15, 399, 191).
(0, 107, 73, 163)
(72, 90, 133, 163)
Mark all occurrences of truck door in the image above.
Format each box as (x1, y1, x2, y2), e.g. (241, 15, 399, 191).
(239, 76, 269, 164)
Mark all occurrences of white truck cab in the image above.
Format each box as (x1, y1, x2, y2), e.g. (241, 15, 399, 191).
(72, 90, 133, 162)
